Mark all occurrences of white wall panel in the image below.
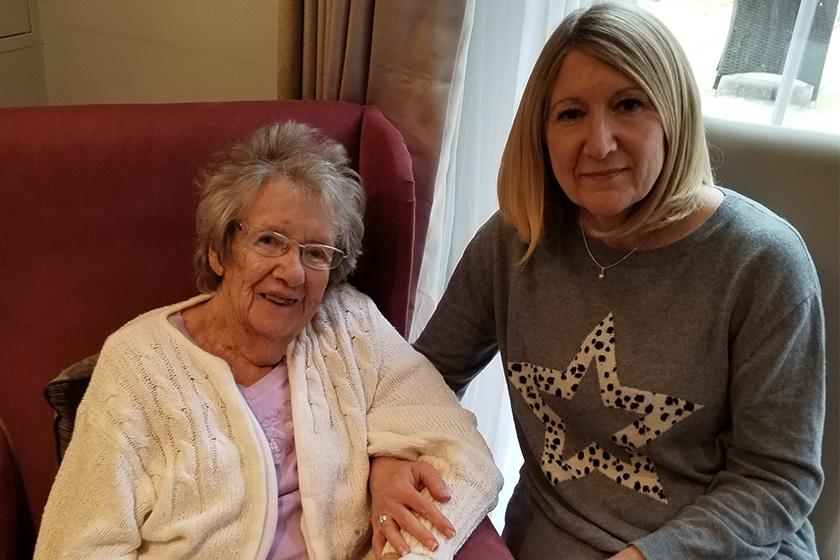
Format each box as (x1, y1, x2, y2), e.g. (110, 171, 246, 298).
(0, 0, 31, 39)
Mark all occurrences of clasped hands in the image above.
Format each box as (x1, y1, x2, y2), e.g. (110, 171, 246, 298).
(368, 456, 645, 559)
(369, 456, 455, 559)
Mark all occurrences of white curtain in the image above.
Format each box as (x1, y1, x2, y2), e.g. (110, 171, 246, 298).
(410, 0, 602, 529)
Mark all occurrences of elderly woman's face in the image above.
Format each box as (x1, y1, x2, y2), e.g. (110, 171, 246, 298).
(210, 178, 332, 346)
(545, 50, 665, 230)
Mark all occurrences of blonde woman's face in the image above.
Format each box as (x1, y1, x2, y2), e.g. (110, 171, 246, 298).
(545, 50, 665, 231)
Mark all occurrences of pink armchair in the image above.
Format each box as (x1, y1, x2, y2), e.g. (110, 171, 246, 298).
(0, 100, 510, 558)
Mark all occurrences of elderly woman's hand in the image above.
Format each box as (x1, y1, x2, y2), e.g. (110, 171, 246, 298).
(370, 456, 456, 557)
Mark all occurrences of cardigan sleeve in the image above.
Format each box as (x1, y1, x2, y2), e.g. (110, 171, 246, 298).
(34, 348, 154, 560)
(365, 300, 503, 559)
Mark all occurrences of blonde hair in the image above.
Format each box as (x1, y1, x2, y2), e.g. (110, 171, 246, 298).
(498, 1, 712, 261)
(194, 121, 365, 292)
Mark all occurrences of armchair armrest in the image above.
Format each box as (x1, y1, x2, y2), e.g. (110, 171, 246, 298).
(455, 517, 513, 559)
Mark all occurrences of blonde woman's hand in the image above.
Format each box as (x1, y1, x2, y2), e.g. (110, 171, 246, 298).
(607, 545, 646, 560)
(370, 456, 455, 558)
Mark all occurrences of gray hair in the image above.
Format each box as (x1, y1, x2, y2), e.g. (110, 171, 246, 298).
(194, 121, 365, 292)
(499, 1, 713, 256)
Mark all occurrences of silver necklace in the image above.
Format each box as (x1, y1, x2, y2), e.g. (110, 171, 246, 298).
(579, 212, 644, 280)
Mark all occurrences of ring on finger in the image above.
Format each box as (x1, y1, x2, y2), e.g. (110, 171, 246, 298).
(378, 513, 390, 526)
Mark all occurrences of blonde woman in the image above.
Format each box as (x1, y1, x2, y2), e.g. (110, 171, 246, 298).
(369, 3, 825, 559)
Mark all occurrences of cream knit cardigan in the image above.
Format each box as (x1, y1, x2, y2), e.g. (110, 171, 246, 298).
(35, 285, 501, 560)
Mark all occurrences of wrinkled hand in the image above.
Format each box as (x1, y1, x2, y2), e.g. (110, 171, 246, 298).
(607, 545, 646, 560)
(369, 456, 456, 558)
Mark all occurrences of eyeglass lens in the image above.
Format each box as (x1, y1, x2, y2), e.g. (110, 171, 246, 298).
(236, 221, 342, 270)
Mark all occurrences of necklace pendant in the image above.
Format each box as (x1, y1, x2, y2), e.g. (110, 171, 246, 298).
(579, 210, 644, 282)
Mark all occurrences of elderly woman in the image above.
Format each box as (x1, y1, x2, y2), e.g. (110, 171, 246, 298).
(34, 122, 502, 559)
(370, 3, 825, 560)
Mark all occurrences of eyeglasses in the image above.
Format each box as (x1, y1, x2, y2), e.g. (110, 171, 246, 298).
(233, 220, 346, 271)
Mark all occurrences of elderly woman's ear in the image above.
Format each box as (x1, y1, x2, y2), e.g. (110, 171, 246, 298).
(209, 248, 225, 279)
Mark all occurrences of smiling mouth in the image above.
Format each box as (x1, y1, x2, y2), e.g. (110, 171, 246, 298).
(262, 293, 297, 306)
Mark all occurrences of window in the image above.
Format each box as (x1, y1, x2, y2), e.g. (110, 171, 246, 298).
(639, 0, 839, 135)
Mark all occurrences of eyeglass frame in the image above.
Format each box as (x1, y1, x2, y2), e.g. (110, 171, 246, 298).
(232, 220, 346, 271)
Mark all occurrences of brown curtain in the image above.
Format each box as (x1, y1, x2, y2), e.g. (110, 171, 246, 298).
(277, 0, 471, 299)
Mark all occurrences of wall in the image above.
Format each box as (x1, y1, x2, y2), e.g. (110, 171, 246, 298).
(36, 0, 279, 105)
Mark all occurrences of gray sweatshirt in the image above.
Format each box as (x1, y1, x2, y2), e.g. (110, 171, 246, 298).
(414, 189, 825, 559)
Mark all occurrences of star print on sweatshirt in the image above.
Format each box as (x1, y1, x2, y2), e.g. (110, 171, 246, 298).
(507, 313, 703, 503)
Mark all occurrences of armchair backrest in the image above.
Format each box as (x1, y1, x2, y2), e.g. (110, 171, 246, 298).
(0, 100, 417, 544)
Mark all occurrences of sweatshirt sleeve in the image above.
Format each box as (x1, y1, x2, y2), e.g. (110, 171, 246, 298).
(34, 349, 154, 560)
(633, 291, 826, 559)
(413, 216, 503, 396)
(365, 300, 503, 559)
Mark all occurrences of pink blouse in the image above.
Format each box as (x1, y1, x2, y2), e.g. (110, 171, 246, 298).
(168, 312, 308, 559)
